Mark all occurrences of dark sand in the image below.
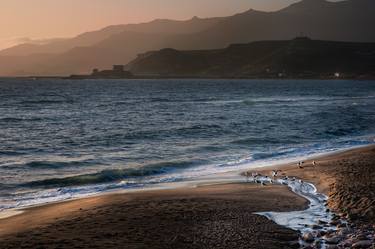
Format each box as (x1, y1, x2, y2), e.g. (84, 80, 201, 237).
(0, 185, 306, 249)
(0, 145, 374, 249)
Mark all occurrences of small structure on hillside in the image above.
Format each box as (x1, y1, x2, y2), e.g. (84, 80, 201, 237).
(69, 65, 133, 79)
(91, 65, 133, 78)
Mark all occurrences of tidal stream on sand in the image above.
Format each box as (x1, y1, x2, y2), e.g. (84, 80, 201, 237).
(254, 176, 374, 248)
(255, 176, 333, 248)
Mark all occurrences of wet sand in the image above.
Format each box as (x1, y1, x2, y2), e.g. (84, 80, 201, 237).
(0, 145, 374, 249)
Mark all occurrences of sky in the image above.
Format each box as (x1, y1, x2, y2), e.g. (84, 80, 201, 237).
(0, 0, 320, 50)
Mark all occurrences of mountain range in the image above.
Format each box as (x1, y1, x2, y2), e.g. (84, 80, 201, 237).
(127, 37, 375, 78)
(1, 0, 374, 76)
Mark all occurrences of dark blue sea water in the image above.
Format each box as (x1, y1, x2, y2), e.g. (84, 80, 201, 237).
(0, 79, 374, 210)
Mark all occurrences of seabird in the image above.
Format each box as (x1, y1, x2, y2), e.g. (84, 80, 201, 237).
(271, 170, 279, 178)
(298, 161, 304, 169)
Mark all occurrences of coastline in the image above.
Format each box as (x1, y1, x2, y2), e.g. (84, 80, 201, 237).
(4, 76, 375, 81)
(0, 145, 374, 248)
(1, 141, 373, 215)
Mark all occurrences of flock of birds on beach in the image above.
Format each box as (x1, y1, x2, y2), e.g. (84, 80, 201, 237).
(244, 160, 317, 186)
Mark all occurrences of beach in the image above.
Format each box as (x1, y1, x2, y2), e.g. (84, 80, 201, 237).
(256, 145, 375, 224)
(0, 145, 374, 248)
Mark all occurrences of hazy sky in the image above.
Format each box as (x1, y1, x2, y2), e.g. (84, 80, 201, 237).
(0, 0, 317, 50)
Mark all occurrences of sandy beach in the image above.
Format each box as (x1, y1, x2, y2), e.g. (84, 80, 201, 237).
(0, 145, 374, 249)
(256, 145, 375, 224)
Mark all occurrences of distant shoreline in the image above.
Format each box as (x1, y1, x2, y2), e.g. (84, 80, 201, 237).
(1, 75, 375, 81)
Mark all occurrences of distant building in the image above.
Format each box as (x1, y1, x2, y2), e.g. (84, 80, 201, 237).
(90, 65, 133, 79)
(69, 65, 133, 79)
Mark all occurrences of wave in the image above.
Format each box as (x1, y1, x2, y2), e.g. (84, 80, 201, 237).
(186, 145, 227, 153)
(17, 94, 75, 105)
(86, 124, 225, 145)
(236, 95, 375, 106)
(22, 159, 205, 188)
(175, 124, 223, 132)
(251, 150, 296, 160)
(24, 160, 98, 169)
(324, 128, 357, 137)
(230, 137, 296, 146)
(0, 150, 26, 156)
(150, 98, 174, 103)
(18, 100, 70, 105)
(0, 117, 45, 123)
(140, 95, 375, 108)
(0, 159, 99, 170)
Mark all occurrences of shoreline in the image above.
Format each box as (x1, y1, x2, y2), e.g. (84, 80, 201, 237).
(2, 76, 375, 81)
(0, 145, 374, 248)
(0, 142, 373, 218)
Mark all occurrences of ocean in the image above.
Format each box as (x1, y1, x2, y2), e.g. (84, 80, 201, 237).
(0, 79, 374, 211)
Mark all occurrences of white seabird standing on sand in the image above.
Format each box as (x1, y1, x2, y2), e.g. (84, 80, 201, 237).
(272, 170, 280, 178)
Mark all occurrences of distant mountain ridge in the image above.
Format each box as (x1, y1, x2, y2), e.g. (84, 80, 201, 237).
(1, 0, 374, 76)
(0, 16, 223, 57)
(127, 38, 375, 79)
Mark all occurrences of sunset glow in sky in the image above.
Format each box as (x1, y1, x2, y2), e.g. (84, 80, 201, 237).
(0, 0, 322, 50)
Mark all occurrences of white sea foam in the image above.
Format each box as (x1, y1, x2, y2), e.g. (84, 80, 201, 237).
(256, 177, 340, 248)
(257, 178, 331, 231)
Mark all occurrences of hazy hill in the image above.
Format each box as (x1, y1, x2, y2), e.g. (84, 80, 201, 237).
(0, 27, 126, 57)
(0, 17, 222, 57)
(1, 0, 374, 76)
(127, 38, 375, 78)
(122, 16, 224, 35)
